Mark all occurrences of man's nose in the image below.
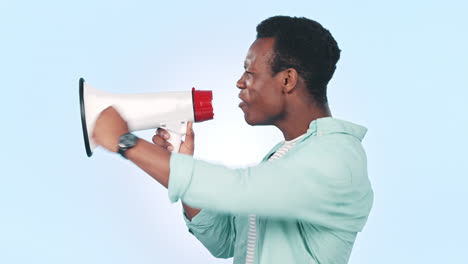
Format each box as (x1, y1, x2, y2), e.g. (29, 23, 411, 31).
(236, 75, 246, 89)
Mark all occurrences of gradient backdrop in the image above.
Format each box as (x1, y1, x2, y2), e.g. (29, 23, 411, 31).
(1, 0, 467, 263)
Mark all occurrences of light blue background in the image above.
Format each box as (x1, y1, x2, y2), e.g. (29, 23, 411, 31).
(1, 0, 467, 263)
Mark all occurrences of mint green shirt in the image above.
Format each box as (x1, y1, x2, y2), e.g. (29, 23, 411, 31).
(168, 117, 374, 264)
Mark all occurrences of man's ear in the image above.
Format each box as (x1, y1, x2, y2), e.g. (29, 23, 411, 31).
(280, 68, 299, 93)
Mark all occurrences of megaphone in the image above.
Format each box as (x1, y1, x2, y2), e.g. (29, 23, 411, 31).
(79, 78, 214, 157)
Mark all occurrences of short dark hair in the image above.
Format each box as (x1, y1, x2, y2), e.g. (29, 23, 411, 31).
(256, 16, 341, 106)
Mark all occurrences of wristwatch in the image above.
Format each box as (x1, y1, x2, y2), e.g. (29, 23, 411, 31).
(118, 133, 138, 159)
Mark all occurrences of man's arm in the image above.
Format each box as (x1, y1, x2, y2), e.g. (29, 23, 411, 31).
(125, 138, 171, 187)
(167, 144, 373, 232)
(92, 107, 235, 257)
(92, 106, 201, 219)
(182, 209, 237, 258)
(182, 203, 201, 221)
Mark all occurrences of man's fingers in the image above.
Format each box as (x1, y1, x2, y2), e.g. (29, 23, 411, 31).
(152, 134, 173, 150)
(156, 128, 170, 139)
(152, 134, 164, 145)
(154, 123, 193, 152)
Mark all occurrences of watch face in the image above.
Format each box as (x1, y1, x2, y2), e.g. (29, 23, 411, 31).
(119, 133, 137, 148)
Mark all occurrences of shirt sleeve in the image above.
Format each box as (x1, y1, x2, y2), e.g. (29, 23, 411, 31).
(182, 209, 236, 259)
(169, 136, 373, 232)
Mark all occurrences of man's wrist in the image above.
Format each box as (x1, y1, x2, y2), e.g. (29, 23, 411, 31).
(118, 133, 138, 158)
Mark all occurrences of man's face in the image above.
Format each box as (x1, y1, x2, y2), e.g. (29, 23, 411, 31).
(237, 38, 286, 126)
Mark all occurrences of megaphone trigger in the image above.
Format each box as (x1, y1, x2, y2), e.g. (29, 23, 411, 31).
(161, 121, 188, 153)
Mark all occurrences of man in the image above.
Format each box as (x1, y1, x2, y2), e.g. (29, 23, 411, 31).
(93, 16, 373, 264)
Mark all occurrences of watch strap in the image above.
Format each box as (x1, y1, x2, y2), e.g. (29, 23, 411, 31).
(118, 146, 128, 159)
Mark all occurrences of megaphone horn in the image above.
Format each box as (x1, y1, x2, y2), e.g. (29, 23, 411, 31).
(79, 78, 214, 157)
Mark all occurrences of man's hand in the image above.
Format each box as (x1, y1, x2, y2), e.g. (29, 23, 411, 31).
(92, 106, 130, 153)
(152, 121, 201, 221)
(152, 121, 195, 155)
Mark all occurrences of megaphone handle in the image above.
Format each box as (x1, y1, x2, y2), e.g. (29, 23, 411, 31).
(167, 131, 183, 153)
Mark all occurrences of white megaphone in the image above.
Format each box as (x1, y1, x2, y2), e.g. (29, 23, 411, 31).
(79, 78, 214, 157)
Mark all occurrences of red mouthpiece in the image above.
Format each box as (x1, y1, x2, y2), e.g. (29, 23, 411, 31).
(192, 88, 214, 122)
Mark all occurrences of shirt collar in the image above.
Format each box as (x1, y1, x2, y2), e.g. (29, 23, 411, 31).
(262, 117, 367, 161)
(307, 117, 367, 142)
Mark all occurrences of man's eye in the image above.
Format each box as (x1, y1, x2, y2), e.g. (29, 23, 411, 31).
(245, 71, 253, 75)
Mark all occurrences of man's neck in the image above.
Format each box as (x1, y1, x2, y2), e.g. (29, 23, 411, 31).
(276, 103, 332, 141)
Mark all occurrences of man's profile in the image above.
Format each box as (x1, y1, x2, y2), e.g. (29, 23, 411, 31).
(92, 15, 374, 264)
